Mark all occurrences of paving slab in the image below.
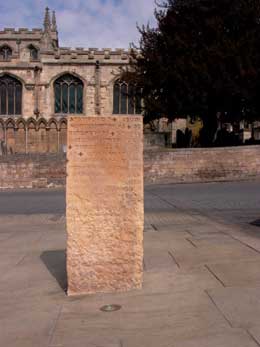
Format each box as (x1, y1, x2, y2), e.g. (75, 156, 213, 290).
(173, 330, 260, 347)
(226, 228, 260, 253)
(0, 253, 25, 273)
(144, 232, 195, 271)
(0, 307, 61, 347)
(145, 211, 199, 228)
(152, 224, 192, 235)
(0, 231, 14, 241)
(207, 260, 260, 287)
(188, 232, 240, 246)
(1, 182, 260, 347)
(172, 242, 260, 269)
(144, 247, 178, 271)
(248, 326, 260, 345)
(50, 335, 121, 347)
(1, 336, 50, 347)
(51, 298, 230, 345)
(145, 229, 194, 243)
(207, 287, 260, 329)
(142, 267, 223, 294)
(187, 224, 232, 237)
(0, 230, 43, 254)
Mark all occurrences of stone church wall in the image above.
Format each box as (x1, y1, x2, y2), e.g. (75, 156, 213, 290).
(0, 10, 131, 154)
(0, 117, 67, 154)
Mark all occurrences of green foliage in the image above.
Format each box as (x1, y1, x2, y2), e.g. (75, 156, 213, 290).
(130, 0, 260, 144)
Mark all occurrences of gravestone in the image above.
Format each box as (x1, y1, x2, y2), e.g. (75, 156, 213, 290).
(66, 116, 144, 296)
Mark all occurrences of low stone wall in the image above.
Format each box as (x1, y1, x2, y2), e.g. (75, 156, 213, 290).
(0, 145, 260, 189)
(144, 145, 260, 184)
(0, 154, 66, 189)
(144, 132, 167, 148)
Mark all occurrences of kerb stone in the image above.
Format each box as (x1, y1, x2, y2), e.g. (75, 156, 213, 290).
(66, 116, 144, 296)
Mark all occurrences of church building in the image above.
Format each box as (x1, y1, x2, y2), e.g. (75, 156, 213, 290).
(0, 8, 140, 154)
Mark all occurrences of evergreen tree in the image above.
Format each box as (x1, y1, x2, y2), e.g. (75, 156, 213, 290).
(130, 0, 260, 145)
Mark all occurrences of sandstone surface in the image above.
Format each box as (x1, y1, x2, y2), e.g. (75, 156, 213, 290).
(66, 116, 144, 295)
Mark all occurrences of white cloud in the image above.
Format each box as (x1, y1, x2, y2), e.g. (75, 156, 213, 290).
(0, 0, 157, 48)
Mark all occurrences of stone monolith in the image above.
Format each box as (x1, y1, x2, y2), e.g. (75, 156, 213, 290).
(66, 116, 144, 296)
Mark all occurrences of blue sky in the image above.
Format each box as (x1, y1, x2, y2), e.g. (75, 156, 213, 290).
(1, 0, 157, 48)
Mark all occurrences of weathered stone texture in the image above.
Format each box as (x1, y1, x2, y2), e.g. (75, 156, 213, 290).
(0, 154, 66, 189)
(66, 116, 144, 296)
(1, 145, 260, 190)
(144, 145, 260, 184)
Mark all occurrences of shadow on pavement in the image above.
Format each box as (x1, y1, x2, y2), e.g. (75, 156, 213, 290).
(40, 250, 67, 292)
(251, 219, 260, 227)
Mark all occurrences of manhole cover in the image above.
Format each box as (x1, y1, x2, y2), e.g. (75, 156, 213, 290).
(100, 304, 122, 312)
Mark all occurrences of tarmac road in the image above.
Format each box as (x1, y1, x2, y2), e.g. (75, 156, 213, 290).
(0, 180, 259, 226)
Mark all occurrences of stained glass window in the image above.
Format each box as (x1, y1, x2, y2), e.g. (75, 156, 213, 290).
(120, 83, 127, 114)
(128, 83, 135, 114)
(113, 82, 120, 114)
(113, 79, 142, 114)
(62, 84, 68, 113)
(69, 84, 75, 113)
(0, 75, 22, 115)
(54, 74, 84, 114)
(76, 84, 83, 114)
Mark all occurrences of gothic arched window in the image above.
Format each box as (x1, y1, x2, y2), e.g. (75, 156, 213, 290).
(54, 74, 83, 114)
(28, 45, 39, 60)
(0, 45, 12, 61)
(113, 80, 142, 114)
(0, 75, 22, 115)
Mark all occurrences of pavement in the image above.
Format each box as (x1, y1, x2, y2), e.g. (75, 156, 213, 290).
(1, 181, 260, 346)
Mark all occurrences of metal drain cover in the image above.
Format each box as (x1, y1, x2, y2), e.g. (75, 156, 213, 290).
(100, 304, 121, 312)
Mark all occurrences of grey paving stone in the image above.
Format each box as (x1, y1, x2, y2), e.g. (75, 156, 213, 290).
(1, 253, 60, 284)
(142, 267, 223, 294)
(207, 260, 260, 287)
(207, 287, 260, 329)
(144, 234, 194, 271)
(119, 334, 177, 347)
(154, 224, 192, 235)
(1, 182, 260, 346)
(144, 232, 196, 271)
(50, 291, 230, 344)
(173, 330, 260, 347)
(145, 211, 199, 228)
(0, 336, 49, 347)
(0, 253, 25, 274)
(226, 229, 260, 253)
(172, 243, 260, 269)
(144, 247, 177, 271)
(0, 307, 61, 347)
(34, 232, 66, 251)
(248, 326, 260, 345)
(145, 230, 193, 243)
(50, 336, 121, 347)
(188, 233, 239, 246)
(187, 224, 229, 236)
(0, 231, 14, 241)
(0, 230, 43, 254)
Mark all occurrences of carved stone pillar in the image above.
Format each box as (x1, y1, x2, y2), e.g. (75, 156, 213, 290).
(33, 66, 42, 118)
(95, 60, 101, 115)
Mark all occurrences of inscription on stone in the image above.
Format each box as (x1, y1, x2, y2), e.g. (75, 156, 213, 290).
(66, 116, 144, 296)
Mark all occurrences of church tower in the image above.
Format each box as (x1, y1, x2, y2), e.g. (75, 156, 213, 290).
(40, 7, 59, 50)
